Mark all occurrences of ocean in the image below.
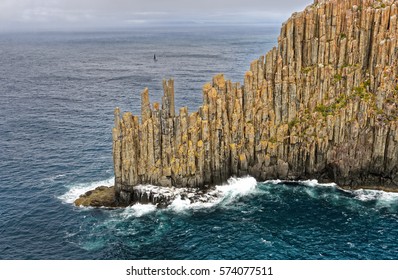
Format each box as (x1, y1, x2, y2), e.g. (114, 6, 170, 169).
(1, 26, 398, 260)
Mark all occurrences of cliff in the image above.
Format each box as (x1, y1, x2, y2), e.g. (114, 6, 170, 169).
(111, 0, 398, 206)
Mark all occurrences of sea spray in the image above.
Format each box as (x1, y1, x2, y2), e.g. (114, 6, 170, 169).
(59, 175, 398, 225)
(216, 177, 258, 205)
(298, 180, 337, 188)
(60, 176, 259, 214)
(169, 177, 259, 212)
(121, 204, 157, 218)
(264, 179, 337, 188)
(352, 189, 398, 202)
(58, 177, 114, 204)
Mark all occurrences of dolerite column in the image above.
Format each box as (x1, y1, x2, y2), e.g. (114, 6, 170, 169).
(119, 111, 139, 204)
(152, 103, 162, 185)
(221, 80, 232, 182)
(160, 88, 171, 187)
(163, 79, 175, 117)
(207, 86, 218, 184)
(113, 107, 122, 195)
(179, 107, 189, 186)
(138, 88, 151, 182)
(146, 116, 155, 184)
(188, 112, 198, 186)
(141, 88, 151, 122)
(130, 115, 140, 186)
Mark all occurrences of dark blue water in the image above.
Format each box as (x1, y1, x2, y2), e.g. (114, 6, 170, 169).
(1, 26, 398, 260)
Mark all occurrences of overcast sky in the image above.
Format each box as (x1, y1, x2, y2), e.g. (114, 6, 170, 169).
(0, 0, 311, 31)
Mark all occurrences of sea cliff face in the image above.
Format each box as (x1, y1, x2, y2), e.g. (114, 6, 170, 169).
(112, 0, 398, 205)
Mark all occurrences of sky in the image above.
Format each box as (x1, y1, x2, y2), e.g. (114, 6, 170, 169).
(0, 0, 311, 31)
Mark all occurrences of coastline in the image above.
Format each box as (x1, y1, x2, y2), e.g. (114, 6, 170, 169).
(74, 179, 398, 208)
(338, 185, 398, 194)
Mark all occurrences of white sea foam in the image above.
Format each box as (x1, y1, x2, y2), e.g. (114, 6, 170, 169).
(121, 203, 157, 218)
(264, 178, 337, 188)
(169, 195, 196, 212)
(264, 179, 283, 185)
(58, 177, 114, 204)
(216, 177, 258, 203)
(304, 188, 318, 199)
(168, 177, 258, 212)
(261, 238, 273, 245)
(352, 189, 398, 202)
(298, 179, 337, 188)
(58, 176, 258, 213)
(172, 195, 222, 212)
(43, 174, 66, 182)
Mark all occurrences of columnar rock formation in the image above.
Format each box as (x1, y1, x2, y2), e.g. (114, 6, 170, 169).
(113, 0, 398, 205)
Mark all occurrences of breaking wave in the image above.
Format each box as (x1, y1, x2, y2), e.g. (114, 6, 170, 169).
(58, 177, 114, 204)
(216, 176, 258, 203)
(264, 178, 337, 188)
(121, 204, 157, 218)
(59, 175, 398, 214)
(58, 176, 259, 215)
(168, 176, 258, 212)
(352, 189, 398, 202)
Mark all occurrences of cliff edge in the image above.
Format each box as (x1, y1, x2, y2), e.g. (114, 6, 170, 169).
(111, 0, 398, 206)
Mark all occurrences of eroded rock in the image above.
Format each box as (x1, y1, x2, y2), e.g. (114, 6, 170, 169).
(109, 0, 398, 206)
(74, 186, 119, 208)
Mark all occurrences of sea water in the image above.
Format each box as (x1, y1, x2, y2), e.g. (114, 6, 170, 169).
(1, 26, 398, 259)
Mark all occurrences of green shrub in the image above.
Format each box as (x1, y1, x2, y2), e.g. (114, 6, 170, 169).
(315, 104, 333, 117)
(334, 74, 343, 82)
(288, 118, 300, 129)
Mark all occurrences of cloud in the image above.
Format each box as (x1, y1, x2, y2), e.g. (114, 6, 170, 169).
(0, 0, 311, 31)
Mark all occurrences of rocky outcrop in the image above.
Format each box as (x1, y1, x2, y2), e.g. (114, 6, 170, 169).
(75, 186, 118, 208)
(74, 185, 221, 208)
(112, 0, 398, 205)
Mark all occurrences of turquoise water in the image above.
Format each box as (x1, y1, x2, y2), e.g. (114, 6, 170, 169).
(1, 26, 398, 259)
